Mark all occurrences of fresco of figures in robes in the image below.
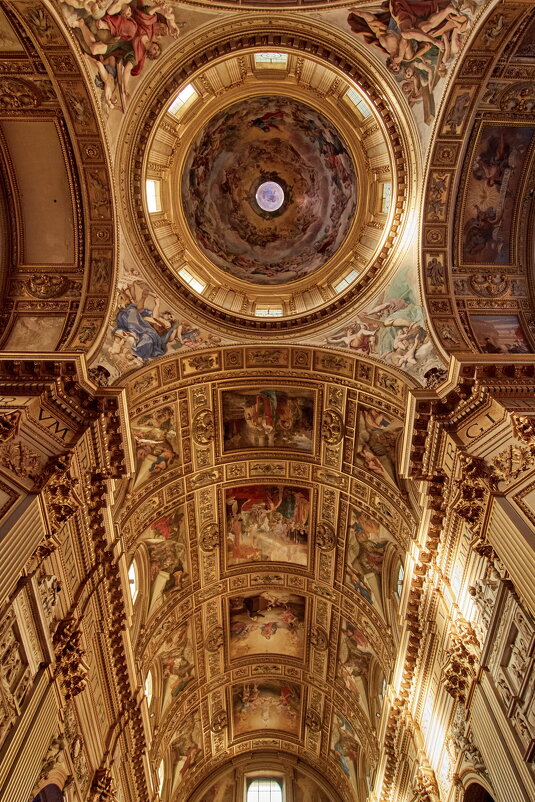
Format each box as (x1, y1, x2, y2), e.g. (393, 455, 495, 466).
(331, 712, 360, 794)
(470, 313, 532, 354)
(221, 388, 314, 452)
(142, 508, 189, 613)
(462, 125, 534, 264)
(57, 0, 185, 114)
(231, 680, 301, 737)
(346, 509, 397, 615)
(228, 591, 306, 660)
(344, 2, 487, 129)
(225, 485, 310, 567)
(324, 266, 441, 381)
(169, 712, 202, 793)
(94, 273, 221, 381)
(154, 622, 195, 713)
(356, 406, 402, 488)
(131, 403, 178, 487)
(338, 619, 374, 702)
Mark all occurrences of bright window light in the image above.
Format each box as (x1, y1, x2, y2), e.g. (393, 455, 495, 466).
(178, 267, 206, 294)
(381, 182, 392, 213)
(334, 268, 359, 294)
(168, 83, 198, 116)
(255, 306, 283, 317)
(396, 563, 405, 600)
(145, 179, 161, 213)
(254, 52, 288, 68)
(128, 561, 138, 604)
(158, 760, 165, 794)
(247, 778, 283, 802)
(145, 670, 153, 706)
(346, 87, 372, 118)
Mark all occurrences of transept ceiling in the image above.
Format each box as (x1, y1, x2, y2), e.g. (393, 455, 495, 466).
(0, 1, 533, 801)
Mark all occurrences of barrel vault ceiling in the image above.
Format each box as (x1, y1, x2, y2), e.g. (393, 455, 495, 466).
(0, 0, 534, 800)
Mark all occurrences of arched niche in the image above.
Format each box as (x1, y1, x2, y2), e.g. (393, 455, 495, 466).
(31, 785, 63, 802)
(463, 783, 496, 802)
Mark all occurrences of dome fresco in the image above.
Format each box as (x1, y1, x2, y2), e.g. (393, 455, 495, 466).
(181, 96, 357, 285)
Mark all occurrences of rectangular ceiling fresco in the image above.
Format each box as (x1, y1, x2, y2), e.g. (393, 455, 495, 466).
(231, 680, 302, 738)
(221, 388, 315, 452)
(228, 591, 306, 661)
(225, 484, 310, 567)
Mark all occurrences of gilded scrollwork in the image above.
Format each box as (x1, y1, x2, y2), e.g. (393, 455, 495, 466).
(315, 522, 336, 551)
(321, 410, 344, 446)
(200, 523, 220, 552)
(192, 410, 215, 446)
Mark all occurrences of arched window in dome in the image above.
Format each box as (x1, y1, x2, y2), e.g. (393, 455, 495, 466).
(128, 560, 138, 605)
(144, 669, 153, 707)
(247, 778, 283, 802)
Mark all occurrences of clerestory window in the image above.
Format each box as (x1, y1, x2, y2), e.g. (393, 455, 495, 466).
(247, 778, 283, 802)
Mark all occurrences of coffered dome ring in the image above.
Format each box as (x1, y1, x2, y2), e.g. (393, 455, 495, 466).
(117, 23, 419, 334)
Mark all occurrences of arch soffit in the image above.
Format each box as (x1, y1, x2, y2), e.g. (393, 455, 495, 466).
(421, 2, 535, 358)
(0, 0, 117, 358)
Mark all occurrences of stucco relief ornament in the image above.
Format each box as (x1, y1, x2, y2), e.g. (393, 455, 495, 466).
(452, 455, 496, 535)
(192, 410, 215, 445)
(321, 410, 344, 445)
(0, 77, 41, 109)
(205, 626, 224, 652)
(54, 618, 89, 700)
(315, 522, 335, 551)
(27, 274, 70, 298)
(90, 768, 118, 802)
(412, 761, 439, 802)
(305, 709, 322, 732)
(491, 444, 535, 483)
(200, 523, 219, 552)
(500, 82, 535, 114)
(469, 273, 508, 297)
(44, 453, 82, 534)
(38, 735, 65, 783)
(0, 439, 40, 479)
(424, 367, 448, 389)
(210, 709, 228, 733)
(511, 414, 535, 444)
(310, 625, 328, 651)
(0, 411, 21, 443)
(442, 617, 479, 703)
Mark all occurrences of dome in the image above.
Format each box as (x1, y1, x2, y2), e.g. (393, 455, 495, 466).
(181, 96, 357, 286)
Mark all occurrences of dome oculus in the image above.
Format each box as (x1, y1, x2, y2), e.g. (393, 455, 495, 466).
(256, 180, 285, 212)
(181, 96, 357, 286)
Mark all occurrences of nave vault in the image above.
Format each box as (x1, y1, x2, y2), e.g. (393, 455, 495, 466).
(0, 2, 534, 802)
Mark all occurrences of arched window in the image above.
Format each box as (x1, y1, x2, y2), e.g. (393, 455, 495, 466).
(395, 562, 405, 600)
(247, 778, 283, 802)
(145, 669, 153, 707)
(379, 676, 387, 704)
(128, 560, 138, 604)
(158, 759, 165, 795)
